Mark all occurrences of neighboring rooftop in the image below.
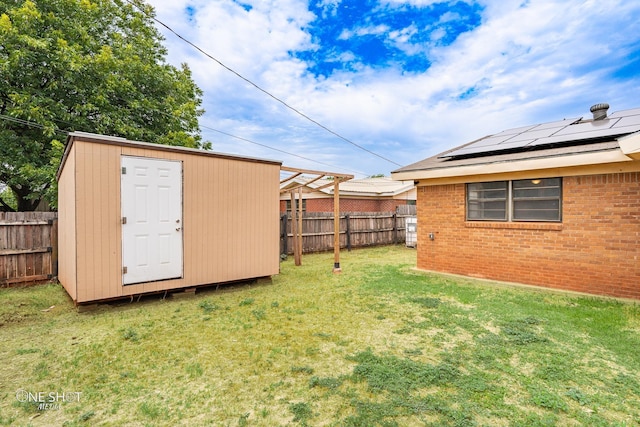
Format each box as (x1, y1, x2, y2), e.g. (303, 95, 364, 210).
(392, 104, 640, 181)
(281, 176, 415, 197)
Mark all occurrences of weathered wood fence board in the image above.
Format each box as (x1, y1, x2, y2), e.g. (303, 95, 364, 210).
(280, 211, 413, 255)
(395, 204, 417, 216)
(0, 212, 58, 286)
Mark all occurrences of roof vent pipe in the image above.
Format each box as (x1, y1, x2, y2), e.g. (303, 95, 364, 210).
(590, 103, 609, 120)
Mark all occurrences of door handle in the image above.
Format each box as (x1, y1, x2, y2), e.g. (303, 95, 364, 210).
(176, 227, 181, 231)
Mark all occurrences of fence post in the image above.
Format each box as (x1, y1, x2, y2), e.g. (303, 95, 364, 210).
(50, 218, 58, 277)
(345, 214, 351, 251)
(392, 213, 398, 244)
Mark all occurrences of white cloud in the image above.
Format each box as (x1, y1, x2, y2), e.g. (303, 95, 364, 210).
(145, 0, 640, 176)
(382, 0, 457, 7)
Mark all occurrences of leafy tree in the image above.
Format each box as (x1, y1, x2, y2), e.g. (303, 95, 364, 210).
(0, 0, 206, 210)
(0, 183, 17, 211)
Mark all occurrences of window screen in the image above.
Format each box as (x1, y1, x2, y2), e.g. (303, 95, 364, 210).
(466, 181, 507, 221)
(512, 178, 561, 221)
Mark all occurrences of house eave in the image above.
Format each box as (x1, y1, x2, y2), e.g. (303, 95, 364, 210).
(618, 132, 640, 160)
(391, 148, 637, 183)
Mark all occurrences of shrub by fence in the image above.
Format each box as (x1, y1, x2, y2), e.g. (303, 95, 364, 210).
(0, 212, 58, 286)
(280, 211, 414, 255)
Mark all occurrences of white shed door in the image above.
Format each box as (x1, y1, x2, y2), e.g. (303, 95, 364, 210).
(121, 156, 183, 285)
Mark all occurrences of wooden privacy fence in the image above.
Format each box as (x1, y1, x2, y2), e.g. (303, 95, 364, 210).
(0, 212, 58, 286)
(280, 211, 414, 255)
(1, 208, 415, 284)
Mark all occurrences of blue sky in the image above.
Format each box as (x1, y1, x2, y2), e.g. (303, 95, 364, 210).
(294, 1, 483, 76)
(147, 0, 640, 177)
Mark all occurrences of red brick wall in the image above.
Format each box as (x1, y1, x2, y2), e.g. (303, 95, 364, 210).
(280, 198, 409, 213)
(416, 172, 640, 300)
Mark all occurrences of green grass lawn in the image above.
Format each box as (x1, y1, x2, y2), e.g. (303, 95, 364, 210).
(1, 246, 639, 426)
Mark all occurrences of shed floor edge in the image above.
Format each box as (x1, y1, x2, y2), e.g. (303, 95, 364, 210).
(73, 275, 276, 306)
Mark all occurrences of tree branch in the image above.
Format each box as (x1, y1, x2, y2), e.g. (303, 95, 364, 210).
(0, 196, 16, 212)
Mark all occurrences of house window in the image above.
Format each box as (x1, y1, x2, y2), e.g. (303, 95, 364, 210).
(467, 178, 561, 222)
(286, 199, 306, 214)
(512, 178, 561, 221)
(467, 181, 508, 221)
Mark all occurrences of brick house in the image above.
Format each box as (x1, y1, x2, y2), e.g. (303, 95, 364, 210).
(279, 176, 416, 213)
(392, 104, 640, 300)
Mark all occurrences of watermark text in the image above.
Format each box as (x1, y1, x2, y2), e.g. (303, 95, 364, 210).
(15, 390, 82, 410)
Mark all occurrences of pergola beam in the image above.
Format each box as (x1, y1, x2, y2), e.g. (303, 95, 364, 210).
(280, 171, 302, 184)
(279, 174, 330, 194)
(280, 165, 353, 180)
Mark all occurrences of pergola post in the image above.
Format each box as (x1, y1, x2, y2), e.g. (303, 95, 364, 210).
(280, 166, 353, 271)
(290, 191, 301, 266)
(333, 179, 341, 273)
(297, 186, 303, 263)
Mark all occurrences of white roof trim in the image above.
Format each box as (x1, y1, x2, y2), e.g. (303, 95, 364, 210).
(618, 132, 640, 160)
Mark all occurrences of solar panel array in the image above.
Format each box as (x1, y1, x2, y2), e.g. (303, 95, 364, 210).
(440, 107, 640, 158)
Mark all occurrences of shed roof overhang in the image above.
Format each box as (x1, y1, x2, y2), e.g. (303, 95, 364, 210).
(57, 131, 282, 181)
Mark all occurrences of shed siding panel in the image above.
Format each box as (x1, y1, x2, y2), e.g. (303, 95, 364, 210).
(194, 153, 209, 283)
(74, 142, 123, 302)
(179, 155, 280, 284)
(218, 159, 230, 276)
(101, 144, 121, 299)
(416, 172, 640, 299)
(93, 143, 107, 299)
(57, 144, 77, 300)
(106, 146, 121, 298)
(203, 155, 215, 281)
(74, 141, 94, 302)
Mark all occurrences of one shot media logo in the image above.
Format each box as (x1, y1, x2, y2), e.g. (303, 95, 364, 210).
(15, 389, 82, 411)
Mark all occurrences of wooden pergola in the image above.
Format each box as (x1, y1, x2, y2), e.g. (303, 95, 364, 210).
(280, 166, 354, 272)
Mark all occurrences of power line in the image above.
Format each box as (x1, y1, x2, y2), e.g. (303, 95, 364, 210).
(0, 87, 365, 174)
(108, 92, 368, 176)
(125, 0, 403, 167)
(0, 114, 69, 136)
(0, 106, 367, 177)
(200, 124, 368, 176)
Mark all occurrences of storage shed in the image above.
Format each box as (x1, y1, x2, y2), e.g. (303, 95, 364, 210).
(57, 132, 282, 304)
